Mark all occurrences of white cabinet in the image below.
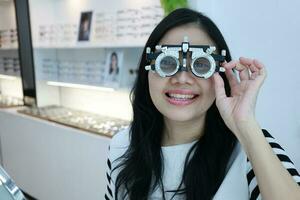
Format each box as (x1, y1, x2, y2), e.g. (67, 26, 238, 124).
(0, 108, 111, 200)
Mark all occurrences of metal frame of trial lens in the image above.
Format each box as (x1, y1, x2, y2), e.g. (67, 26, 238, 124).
(145, 37, 226, 79)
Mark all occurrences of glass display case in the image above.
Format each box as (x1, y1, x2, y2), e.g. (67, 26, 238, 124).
(19, 105, 129, 137)
(17, 0, 164, 137)
(0, 0, 24, 108)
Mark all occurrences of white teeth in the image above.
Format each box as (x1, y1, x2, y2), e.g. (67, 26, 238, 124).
(168, 93, 195, 99)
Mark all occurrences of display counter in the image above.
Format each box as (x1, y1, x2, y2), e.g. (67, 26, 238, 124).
(0, 107, 112, 200)
(18, 105, 129, 138)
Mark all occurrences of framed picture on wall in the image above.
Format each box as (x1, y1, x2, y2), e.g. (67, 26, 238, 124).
(103, 51, 123, 88)
(78, 11, 93, 41)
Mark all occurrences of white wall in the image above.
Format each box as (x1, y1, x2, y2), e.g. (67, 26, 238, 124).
(0, 78, 23, 98)
(193, 0, 300, 169)
(0, 0, 16, 30)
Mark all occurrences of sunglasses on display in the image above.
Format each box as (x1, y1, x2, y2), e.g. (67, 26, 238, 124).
(145, 36, 226, 79)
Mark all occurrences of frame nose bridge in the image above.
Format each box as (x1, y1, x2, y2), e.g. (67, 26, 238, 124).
(178, 51, 192, 73)
(171, 69, 194, 84)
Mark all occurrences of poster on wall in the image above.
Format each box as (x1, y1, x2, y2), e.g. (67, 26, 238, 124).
(78, 11, 93, 41)
(103, 51, 123, 88)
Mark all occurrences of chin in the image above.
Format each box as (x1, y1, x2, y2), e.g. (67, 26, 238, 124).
(163, 110, 199, 122)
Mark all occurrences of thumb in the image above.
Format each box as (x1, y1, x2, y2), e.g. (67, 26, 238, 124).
(213, 73, 226, 100)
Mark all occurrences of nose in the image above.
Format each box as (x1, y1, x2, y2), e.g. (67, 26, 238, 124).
(169, 70, 196, 85)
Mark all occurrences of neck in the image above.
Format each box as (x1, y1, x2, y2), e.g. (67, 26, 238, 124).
(162, 114, 206, 146)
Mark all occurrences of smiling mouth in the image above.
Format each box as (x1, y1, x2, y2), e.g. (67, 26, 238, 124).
(165, 93, 199, 100)
(164, 91, 200, 106)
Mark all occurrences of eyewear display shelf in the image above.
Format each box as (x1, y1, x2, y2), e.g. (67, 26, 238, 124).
(29, 43, 138, 140)
(0, 0, 24, 108)
(29, 0, 164, 135)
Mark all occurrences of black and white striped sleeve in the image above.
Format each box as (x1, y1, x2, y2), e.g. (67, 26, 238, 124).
(105, 145, 114, 200)
(246, 129, 300, 200)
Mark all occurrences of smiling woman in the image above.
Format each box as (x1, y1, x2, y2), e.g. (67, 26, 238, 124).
(148, 25, 217, 142)
(104, 8, 300, 200)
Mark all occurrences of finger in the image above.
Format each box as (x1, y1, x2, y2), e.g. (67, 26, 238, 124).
(250, 67, 267, 93)
(225, 68, 239, 88)
(240, 57, 265, 73)
(224, 60, 247, 72)
(235, 62, 247, 70)
(240, 57, 265, 80)
(253, 59, 264, 70)
(239, 57, 254, 66)
(258, 64, 267, 77)
(224, 60, 250, 81)
(250, 59, 266, 79)
(250, 71, 259, 80)
(237, 63, 250, 80)
(213, 73, 227, 100)
(222, 60, 239, 70)
(254, 63, 267, 84)
(249, 63, 259, 73)
(237, 58, 267, 97)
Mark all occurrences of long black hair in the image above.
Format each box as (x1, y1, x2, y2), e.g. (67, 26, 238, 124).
(112, 8, 237, 200)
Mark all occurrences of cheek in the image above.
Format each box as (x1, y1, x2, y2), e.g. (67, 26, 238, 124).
(149, 73, 159, 93)
(197, 78, 216, 101)
(148, 73, 166, 102)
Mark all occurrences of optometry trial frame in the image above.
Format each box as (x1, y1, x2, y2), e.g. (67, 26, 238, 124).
(145, 36, 227, 79)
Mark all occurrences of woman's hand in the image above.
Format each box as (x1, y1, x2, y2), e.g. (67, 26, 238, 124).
(213, 57, 267, 138)
(214, 58, 300, 200)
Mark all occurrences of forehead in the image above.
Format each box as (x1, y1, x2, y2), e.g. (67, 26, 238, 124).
(158, 24, 215, 46)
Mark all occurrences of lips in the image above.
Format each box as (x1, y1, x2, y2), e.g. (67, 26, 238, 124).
(164, 89, 199, 106)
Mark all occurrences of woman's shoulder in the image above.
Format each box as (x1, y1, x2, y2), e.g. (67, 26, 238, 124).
(110, 127, 131, 148)
(108, 127, 131, 163)
(105, 128, 131, 200)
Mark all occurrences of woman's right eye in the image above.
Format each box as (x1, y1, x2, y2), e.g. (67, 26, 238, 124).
(159, 56, 177, 74)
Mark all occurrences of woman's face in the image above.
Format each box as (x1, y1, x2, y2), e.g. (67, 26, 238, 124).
(82, 20, 89, 31)
(148, 24, 217, 122)
(111, 54, 118, 69)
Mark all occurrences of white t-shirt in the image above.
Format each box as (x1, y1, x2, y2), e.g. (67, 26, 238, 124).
(104, 128, 300, 200)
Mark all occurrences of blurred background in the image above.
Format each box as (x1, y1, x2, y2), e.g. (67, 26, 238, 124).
(0, 0, 299, 199)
